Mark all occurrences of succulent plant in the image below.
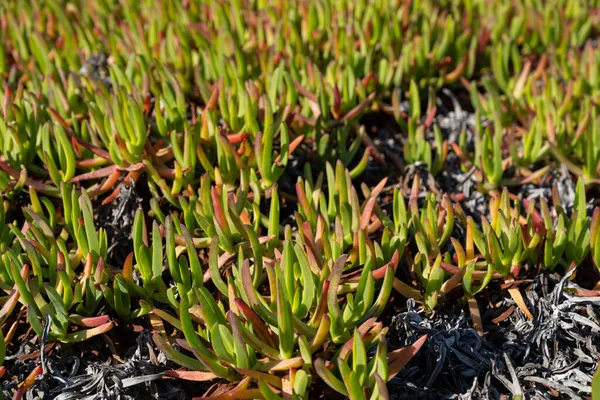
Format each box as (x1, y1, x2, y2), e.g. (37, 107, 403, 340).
(0, 0, 599, 397)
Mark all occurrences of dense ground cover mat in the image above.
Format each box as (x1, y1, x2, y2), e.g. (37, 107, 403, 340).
(0, 0, 600, 399)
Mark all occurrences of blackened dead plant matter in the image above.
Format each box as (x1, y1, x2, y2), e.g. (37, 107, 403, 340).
(388, 268, 600, 399)
(490, 268, 600, 399)
(99, 179, 143, 267)
(23, 331, 206, 400)
(388, 299, 500, 399)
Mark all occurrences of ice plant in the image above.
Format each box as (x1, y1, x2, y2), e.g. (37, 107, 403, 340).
(315, 328, 390, 399)
(592, 207, 600, 271)
(402, 82, 448, 176)
(0, 0, 599, 398)
(563, 179, 591, 266)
